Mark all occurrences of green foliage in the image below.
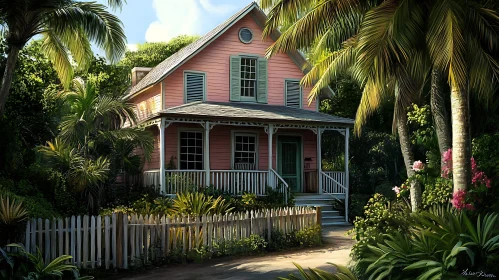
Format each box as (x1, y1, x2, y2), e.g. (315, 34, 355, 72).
(422, 177, 453, 209)
(131, 195, 173, 216)
(266, 225, 322, 251)
(349, 194, 412, 260)
(171, 192, 234, 216)
(278, 263, 357, 280)
(213, 234, 268, 257)
(348, 194, 370, 222)
(1, 244, 91, 279)
(356, 208, 499, 279)
(0, 195, 28, 246)
(119, 35, 199, 68)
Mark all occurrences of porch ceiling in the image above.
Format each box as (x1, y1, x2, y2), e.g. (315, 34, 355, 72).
(145, 101, 353, 126)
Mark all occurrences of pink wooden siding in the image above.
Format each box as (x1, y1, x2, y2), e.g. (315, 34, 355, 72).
(161, 14, 317, 110)
(141, 126, 160, 171)
(130, 84, 162, 122)
(146, 124, 317, 173)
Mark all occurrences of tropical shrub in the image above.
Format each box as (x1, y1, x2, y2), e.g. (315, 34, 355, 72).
(422, 177, 453, 208)
(348, 194, 412, 259)
(266, 225, 322, 251)
(278, 263, 357, 280)
(0, 244, 91, 279)
(171, 192, 234, 216)
(0, 195, 28, 246)
(357, 208, 499, 279)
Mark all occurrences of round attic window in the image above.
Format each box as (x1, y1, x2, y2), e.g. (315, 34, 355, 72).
(239, 28, 253, 44)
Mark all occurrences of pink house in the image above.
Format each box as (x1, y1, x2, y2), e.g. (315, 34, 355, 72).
(124, 2, 353, 224)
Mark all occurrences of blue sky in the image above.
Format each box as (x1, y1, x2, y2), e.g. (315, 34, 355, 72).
(97, 0, 253, 52)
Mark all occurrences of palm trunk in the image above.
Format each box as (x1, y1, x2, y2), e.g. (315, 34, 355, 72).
(0, 45, 21, 115)
(450, 84, 471, 192)
(397, 112, 421, 212)
(430, 69, 451, 162)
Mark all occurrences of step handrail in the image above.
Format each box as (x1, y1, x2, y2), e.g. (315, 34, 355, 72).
(320, 171, 347, 193)
(270, 169, 289, 205)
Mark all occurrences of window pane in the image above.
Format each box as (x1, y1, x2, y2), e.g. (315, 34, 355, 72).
(240, 58, 257, 99)
(234, 134, 257, 168)
(179, 131, 203, 170)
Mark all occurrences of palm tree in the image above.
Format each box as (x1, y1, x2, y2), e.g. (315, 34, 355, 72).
(261, 0, 426, 211)
(0, 0, 127, 115)
(39, 78, 153, 214)
(261, 0, 499, 196)
(430, 69, 451, 163)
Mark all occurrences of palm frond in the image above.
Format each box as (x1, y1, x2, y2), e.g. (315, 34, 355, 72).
(40, 30, 73, 88)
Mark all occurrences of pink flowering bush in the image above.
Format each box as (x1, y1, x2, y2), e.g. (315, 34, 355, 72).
(442, 148, 493, 211)
(451, 190, 474, 211)
(412, 160, 425, 172)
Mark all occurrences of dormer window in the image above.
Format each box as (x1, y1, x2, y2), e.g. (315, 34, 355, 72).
(230, 55, 268, 103)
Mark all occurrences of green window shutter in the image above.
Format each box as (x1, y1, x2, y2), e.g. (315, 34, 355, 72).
(285, 80, 302, 108)
(230, 55, 241, 101)
(257, 57, 268, 103)
(184, 72, 205, 103)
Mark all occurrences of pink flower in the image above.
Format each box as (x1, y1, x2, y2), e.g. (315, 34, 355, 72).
(441, 149, 453, 178)
(451, 190, 474, 211)
(471, 157, 492, 188)
(413, 160, 425, 172)
(392, 186, 400, 195)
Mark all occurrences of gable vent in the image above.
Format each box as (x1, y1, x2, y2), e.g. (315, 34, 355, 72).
(185, 72, 205, 103)
(285, 80, 302, 108)
(239, 28, 253, 44)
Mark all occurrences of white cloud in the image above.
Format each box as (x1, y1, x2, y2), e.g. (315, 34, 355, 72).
(126, 44, 138, 52)
(145, 0, 239, 43)
(199, 0, 236, 15)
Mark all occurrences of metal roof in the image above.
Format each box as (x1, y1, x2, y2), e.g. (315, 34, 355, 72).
(153, 101, 354, 125)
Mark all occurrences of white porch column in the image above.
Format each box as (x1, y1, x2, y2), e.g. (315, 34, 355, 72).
(159, 118, 167, 194)
(268, 124, 273, 171)
(317, 128, 323, 194)
(344, 127, 350, 222)
(204, 121, 211, 186)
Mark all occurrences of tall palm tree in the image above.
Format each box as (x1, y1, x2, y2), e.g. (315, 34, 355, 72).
(261, 0, 426, 211)
(430, 69, 451, 162)
(261, 0, 499, 196)
(0, 0, 127, 115)
(39, 78, 153, 214)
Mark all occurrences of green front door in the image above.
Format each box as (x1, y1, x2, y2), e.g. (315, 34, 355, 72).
(278, 136, 302, 192)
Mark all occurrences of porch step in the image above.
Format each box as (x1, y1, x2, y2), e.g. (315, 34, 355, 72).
(294, 193, 350, 227)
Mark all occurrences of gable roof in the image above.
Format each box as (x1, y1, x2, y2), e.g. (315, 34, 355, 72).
(145, 101, 354, 126)
(124, 2, 334, 99)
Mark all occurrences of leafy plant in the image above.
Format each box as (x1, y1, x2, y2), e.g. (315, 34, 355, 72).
(171, 192, 233, 216)
(278, 263, 357, 280)
(0, 195, 28, 246)
(1, 244, 92, 279)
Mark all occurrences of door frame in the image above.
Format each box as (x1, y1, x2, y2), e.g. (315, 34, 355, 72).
(276, 134, 304, 193)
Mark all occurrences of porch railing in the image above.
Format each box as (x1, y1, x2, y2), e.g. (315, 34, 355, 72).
(209, 170, 268, 195)
(321, 171, 347, 194)
(269, 169, 289, 204)
(143, 170, 160, 188)
(166, 170, 206, 194)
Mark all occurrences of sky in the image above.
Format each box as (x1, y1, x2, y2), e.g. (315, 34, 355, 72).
(97, 0, 253, 52)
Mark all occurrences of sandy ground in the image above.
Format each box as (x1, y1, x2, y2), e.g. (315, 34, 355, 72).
(117, 226, 354, 280)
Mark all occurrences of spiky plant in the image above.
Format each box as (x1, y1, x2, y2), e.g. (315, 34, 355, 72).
(278, 262, 358, 280)
(0, 194, 28, 246)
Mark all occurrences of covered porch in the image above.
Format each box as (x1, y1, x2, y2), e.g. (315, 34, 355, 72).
(138, 102, 353, 207)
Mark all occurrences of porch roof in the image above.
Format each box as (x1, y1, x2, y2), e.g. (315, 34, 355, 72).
(146, 101, 354, 126)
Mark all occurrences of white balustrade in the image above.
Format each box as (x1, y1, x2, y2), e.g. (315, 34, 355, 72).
(209, 170, 268, 195)
(321, 171, 346, 194)
(165, 170, 206, 194)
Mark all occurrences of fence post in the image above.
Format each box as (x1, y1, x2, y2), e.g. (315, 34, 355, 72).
(266, 209, 271, 243)
(123, 214, 128, 269)
(316, 207, 322, 227)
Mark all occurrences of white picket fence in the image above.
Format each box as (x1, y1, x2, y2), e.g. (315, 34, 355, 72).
(23, 207, 317, 269)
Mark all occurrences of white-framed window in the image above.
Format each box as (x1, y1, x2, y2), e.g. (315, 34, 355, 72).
(285, 79, 302, 108)
(233, 133, 258, 170)
(179, 131, 203, 170)
(240, 57, 257, 99)
(184, 71, 205, 103)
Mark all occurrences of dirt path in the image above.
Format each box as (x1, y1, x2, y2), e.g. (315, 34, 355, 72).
(118, 226, 354, 280)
